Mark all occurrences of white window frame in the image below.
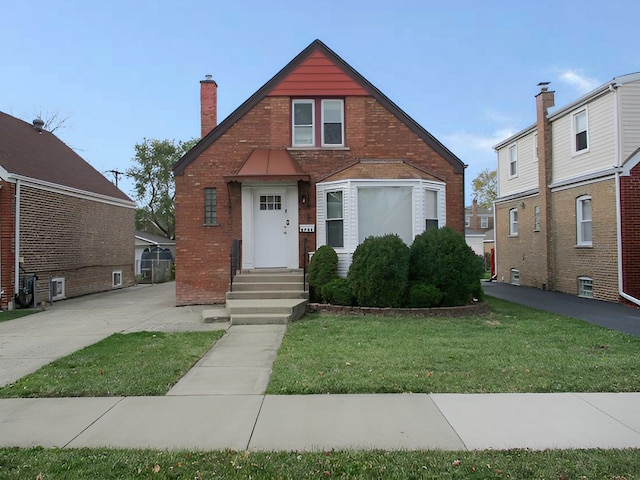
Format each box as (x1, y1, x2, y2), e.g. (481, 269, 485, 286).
(112, 270, 123, 288)
(292, 99, 315, 147)
(510, 269, 520, 286)
(509, 208, 518, 236)
(480, 217, 488, 229)
(533, 132, 539, 160)
(325, 190, 344, 248)
(51, 277, 65, 301)
(508, 144, 518, 178)
(465, 216, 470, 227)
(578, 276, 593, 298)
(321, 99, 344, 147)
(534, 205, 541, 232)
(576, 195, 592, 246)
(572, 108, 589, 155)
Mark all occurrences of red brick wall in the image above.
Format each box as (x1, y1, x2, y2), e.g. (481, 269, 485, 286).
(1, 184, 135, 308)
(175, 95, 464, 305)
(0, 182, 16, 309)
(621, 163, 640, 300)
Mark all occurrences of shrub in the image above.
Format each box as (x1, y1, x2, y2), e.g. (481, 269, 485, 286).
(409, 227, 484, 306)
(348, 234, 410, 307)
(308, 245, 339, 302)
(406, 283, 443, 308)
(321, 278, 354, 305)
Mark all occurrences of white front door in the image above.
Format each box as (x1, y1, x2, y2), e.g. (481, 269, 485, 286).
(254, 189, 288, 268)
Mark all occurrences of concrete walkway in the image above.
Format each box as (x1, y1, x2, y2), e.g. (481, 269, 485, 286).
(1, 282, 640, 451)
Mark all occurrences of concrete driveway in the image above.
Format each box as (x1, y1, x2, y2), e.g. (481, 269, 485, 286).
(0, 282, 227, 387)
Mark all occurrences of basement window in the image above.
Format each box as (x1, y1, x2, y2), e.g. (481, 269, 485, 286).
(578, 277, 593, 298)
(112, 270, 123, 288)
(51, 277, 65, 301)
(510, 269, 520, 286)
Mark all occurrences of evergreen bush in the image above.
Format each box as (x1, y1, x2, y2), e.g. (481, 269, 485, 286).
(348, 234, 410, 307)
(406, 283, 443, 308)
(308, 245, 339, 302)
(321, 278, 354, 306)
(409, 227, 484, 306)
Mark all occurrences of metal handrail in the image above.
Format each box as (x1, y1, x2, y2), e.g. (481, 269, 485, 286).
(302, 236, 308, 292)
(229, 239, 242, 291)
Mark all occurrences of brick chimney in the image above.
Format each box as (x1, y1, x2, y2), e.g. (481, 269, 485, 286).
(200, 74, 217, 138)
(535, 82, 555, 289)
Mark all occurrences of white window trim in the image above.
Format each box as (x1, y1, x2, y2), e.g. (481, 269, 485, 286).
(112, 270, 123, 288)
(572, 108, 589, 156)
(576, 195, 592, 246)
(465, 216, 470, 227)
(509, 208, 518, 236)
(321, 99, 345, 147)
(480, 217, 488, 229)
(533, 132, 539, 161)
(534, 205, 541, 232)
(51, 277, 65, 301)
(292, 99, 315, 147)
(508, 144, 518, 178)
(578, 276, 593, 298)
(325, 189, 345, 248)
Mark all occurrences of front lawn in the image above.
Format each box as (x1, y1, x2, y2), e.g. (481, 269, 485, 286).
(0, 331, 223, 397)
(1, 447, 639, 479)
(267, 297, 640, 394)
(0, 309, 37, 323)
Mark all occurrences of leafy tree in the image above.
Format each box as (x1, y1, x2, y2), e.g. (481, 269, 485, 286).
(471, 168, 497, 208)
(127, 138, 197, 239)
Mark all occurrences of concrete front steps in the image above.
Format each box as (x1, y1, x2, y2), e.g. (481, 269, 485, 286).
(225, 270, 308, 325)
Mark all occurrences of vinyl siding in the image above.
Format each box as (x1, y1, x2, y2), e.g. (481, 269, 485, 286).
(552, 93, 616, 183)
(497, 131, 538, 197)
(619, 79, 640, 162)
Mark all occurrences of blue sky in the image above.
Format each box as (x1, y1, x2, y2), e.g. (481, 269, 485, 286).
(2, 0, 638, 204)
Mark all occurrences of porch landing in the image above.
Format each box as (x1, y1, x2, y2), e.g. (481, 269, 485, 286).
(225, 269, 308, 325)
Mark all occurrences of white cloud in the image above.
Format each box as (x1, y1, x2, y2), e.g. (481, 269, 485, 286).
(558, 69, 600, 95)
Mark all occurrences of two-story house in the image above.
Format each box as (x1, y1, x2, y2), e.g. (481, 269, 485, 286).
(465, 199, 494, 260)
(173, 40, 466, 305)
(494, 74, 640, 304)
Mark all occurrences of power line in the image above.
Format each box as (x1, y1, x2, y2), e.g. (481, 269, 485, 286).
(107, 170, 125, 187)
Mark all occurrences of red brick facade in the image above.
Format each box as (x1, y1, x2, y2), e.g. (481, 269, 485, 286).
(620, 160, 640, 300)
(174, 41, 465, 305)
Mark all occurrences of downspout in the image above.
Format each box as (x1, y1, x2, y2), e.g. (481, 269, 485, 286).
(613, 84, 640, 306)
(14, 179, 20, 298)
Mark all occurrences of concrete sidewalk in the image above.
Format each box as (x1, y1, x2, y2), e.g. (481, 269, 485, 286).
(2, 282, 640, 452)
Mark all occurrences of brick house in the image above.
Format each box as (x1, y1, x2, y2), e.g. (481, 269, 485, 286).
(173, 40, 466, 305)
(465, 199, 494, 258)
(0, 111, 136, 309)
(494, 74, 640, 304)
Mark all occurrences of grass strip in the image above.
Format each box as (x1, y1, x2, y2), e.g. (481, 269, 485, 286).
(0, 310, 37, 323)
(0, 331, 223, 397)
(0, 447, 639, 479)
(268, 297, 640, 394)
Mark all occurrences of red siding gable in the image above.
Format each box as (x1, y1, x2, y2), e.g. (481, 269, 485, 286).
(268, 50, 369, 97)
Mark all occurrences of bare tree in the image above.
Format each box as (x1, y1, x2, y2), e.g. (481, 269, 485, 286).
(10, 107, 72, 133)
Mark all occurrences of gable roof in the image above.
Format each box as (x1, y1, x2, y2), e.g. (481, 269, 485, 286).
(0, 111, 132, 203)
(135, 230, 175, 246)
(174, 39, 465, 175)
(224, 149, 310, 183)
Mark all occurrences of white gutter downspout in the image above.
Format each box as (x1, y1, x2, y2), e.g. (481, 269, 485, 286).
(14, 179, 20, 298)
(613, 84, 640, 306)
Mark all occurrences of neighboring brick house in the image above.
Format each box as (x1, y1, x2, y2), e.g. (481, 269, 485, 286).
(0, 111, 136, 309)
(173, 40, 466, 305)
(494, 74, 640, 304)
(465, 199, 494, 258)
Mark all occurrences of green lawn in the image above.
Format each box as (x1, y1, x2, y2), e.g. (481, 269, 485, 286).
(0, 331, 223, 397)
(267, 297, 640, 394)
(1, 447, 639, 479)
(0, 309, 37, 323)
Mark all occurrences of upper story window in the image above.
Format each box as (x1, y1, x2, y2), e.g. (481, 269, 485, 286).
(480, 217, 489, 229)
(509, 208, 518, 236)
(576, 195, 592, 246)
(292, 99, 344, 147)
(508, 144, 517, 177)
(573, 109, 589, 154)
(533, 132, 539, 160)
(465, 216, 470, 227)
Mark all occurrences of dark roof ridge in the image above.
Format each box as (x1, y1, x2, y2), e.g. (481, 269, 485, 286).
(174, 40, 465, 175)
